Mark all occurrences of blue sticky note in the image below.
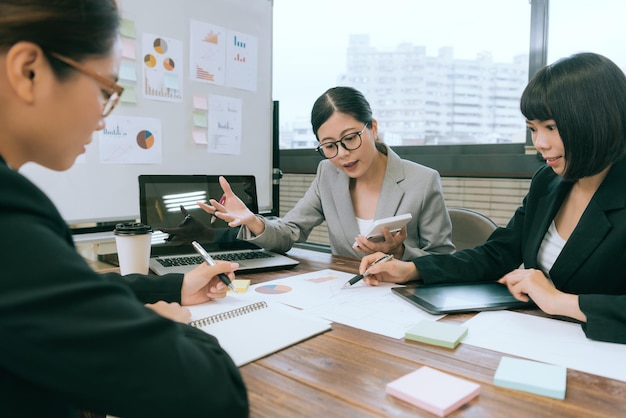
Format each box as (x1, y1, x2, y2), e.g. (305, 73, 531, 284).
(493, 357, 566, 399)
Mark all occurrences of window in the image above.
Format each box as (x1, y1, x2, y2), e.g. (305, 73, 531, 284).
(547, 0, 626, 69)
(273, 0, 531, 149)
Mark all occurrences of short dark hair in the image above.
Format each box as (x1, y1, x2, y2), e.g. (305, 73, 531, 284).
(521, 52, 626, 181)
(0, 0, 120, 78)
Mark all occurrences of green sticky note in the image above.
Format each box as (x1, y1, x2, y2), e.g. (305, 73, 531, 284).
(405, 320, 468, 349)
(192, 110, 208, 127)
(120, 18, 136, 38)
(119, 85, 137, 104)
(494, 357, 566, 400)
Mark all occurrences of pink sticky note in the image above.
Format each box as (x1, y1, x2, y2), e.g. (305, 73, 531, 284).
(192, 128, 207, 144)
(386, 367, 480, 417)
(193, 94, 208, 110)
(121, 38, 136, 60)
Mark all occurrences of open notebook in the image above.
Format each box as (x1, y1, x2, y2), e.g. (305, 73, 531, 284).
(139, 174, 299, 275)
(188, 299, 332, 366)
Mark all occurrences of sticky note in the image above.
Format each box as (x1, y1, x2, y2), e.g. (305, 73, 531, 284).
(230, 279, 250, 293)
(119, 85, 136, 104)
(493, 357, 566, 399)
(386, 366, 480, 417)
(192, 110, 208, 127)
(405, 320, 468, 349)
(193, 94, 208, 110)
(121, 38, 136, 60)
(192, 128, 207, 144)
(119, 60, 137, 82)
(119, 18, 136, 39)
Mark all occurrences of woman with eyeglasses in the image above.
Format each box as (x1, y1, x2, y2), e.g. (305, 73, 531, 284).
(359, 52, 626, 344)
(202, 86, 455, 260)
(0, 1, 247, 417)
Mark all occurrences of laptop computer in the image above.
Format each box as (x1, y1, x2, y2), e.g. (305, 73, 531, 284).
(138, 174, 299, 275)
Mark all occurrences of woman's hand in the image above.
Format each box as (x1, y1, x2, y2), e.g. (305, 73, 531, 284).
(197, 176, 265, 235)
(359, 251, 419, 286)
(353, 226, 407, 259)
(145, 301, 191, 324)
(498, 268, 586, 322)
(181, 260, 239, 306)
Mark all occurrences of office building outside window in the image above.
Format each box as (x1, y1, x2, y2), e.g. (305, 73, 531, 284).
(273, 0, 531, 149)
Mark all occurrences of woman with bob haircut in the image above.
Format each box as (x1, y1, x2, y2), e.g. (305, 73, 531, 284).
(358, 52, 626, 344)
(0, 1, 248, 416)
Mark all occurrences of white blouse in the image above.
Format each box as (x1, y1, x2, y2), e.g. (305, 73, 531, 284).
(537, 220, 567, 277)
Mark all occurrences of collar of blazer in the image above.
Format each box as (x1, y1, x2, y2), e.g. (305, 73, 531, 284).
(536, 155, 626, 285)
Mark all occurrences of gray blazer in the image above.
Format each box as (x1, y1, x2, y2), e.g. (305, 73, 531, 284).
(239, 146, 454, 260)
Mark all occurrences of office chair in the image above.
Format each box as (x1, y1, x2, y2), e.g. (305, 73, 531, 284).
(447, 207, 498, 251)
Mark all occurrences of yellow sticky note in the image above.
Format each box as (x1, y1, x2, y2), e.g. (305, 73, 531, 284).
(230, 279, 250, 293)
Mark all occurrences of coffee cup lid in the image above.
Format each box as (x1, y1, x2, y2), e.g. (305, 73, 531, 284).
(114, 222, 153, 235)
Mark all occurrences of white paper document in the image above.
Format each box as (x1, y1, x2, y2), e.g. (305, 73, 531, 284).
(234, 269, 443, 339)
(187, 298, 331, 367)
(462, 311, 626, 382)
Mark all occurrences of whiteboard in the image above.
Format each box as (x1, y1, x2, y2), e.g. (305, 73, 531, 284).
(20, 0, 273, 224)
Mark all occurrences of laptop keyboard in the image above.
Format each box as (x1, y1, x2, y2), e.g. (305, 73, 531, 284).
(156, 250, 275, 267)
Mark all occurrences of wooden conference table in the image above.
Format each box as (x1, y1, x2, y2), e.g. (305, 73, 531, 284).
(89, 247, 624, 417)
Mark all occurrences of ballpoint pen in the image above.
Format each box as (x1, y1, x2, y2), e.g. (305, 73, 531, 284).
(191, 240, 237, 292)
(343, 253, 394, 288)
(210, 195, 227, 224)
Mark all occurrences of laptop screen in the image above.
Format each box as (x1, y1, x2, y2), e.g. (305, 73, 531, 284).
(139, 174, 259, 256)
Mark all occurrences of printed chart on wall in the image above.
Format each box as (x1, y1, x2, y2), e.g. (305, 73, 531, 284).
(99, 115, 162, 164)
(207, 94, 242, 154)
(234, 269, 443, 339)
(189, 20, 226, 85)
(143, 33, 183, 102)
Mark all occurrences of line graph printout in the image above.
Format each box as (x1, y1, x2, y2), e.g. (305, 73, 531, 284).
(235, 269, 443, 339)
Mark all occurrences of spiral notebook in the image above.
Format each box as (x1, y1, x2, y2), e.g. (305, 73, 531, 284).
(188, 299, 332, 366)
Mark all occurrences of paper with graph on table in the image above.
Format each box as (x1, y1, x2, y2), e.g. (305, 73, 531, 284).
(233, 269, 444, 339)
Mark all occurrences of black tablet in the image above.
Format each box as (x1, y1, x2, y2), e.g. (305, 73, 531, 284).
(391, 282, 534, 315)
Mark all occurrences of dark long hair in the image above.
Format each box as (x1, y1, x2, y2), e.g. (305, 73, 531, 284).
(0, 0, 120, 78)
(521, 52, 626, 181)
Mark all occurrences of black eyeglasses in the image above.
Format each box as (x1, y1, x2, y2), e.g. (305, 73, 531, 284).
(315, 123, 368, 159)
(49, 51, 124, 117)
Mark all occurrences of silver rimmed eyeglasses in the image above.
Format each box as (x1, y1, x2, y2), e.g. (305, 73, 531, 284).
(49, 51, 124, 117)
(315, 123, 368, 159)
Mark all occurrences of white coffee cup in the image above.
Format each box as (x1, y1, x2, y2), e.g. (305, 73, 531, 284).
(114, 222, 153, 275)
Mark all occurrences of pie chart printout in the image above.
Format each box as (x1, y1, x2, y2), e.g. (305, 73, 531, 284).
(136, 130, 155, 149)
(255, 284, 293, 295)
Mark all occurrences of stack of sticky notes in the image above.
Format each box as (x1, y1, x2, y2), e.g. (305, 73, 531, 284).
(229, 279, 250, 293)
(405, 320, 468, 348)
(493, 357, 567, 400)
(386, 366, 480, 416)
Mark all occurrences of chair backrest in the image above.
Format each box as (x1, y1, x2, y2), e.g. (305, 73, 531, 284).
(448, 207, 498, 251)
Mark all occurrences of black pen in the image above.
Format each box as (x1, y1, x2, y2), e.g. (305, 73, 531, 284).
(191, 240, 237, 292)
(343, 254, 394, 288)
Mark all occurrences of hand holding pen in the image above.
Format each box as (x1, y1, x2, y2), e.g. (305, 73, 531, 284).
(191, 240, 237, 292)
(343, 254, 394, 288)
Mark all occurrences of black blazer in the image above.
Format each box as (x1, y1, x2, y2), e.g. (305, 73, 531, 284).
(0, 157, 248, 417)
(414, 157, 626, 344)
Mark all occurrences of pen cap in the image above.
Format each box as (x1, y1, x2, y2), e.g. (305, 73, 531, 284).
(113, 222, 153, 236)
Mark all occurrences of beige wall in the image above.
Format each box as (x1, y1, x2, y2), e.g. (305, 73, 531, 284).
(278, 173, 530, 246)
